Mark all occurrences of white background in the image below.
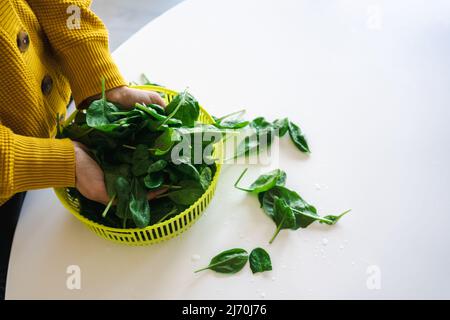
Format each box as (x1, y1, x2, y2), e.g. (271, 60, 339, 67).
(7, 0, 450, 299)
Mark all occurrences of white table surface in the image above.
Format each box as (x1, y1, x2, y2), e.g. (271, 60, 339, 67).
(6, 0, 450, 299)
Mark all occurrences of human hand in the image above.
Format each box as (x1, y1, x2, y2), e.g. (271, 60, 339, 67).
(73, 141, 167, 205)
(106, 86, 166, 109)
(81, 86, 165, 110)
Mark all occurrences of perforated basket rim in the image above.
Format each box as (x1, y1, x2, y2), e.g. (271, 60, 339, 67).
(54, 85, 222, 235)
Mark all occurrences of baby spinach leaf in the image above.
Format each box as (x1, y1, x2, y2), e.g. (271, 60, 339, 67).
(131, 144, 151, 176)
(273, 118, 289, 137)
(269, 197, 297, 243)
(234, 168, 286, 194)
(114, 176, 132, 225)
(86, 100, 121, 132)
(129, 178, 150, 228)
(86, 80, 121, 132)
(199, 166, 212, 190)
(214, 119, 249, 129)
(249, 248, 272, 274)
(213, 110, 249, 129)
(103, 164, 130, 197)
(172, 161, 200, 181)
(262, 186, 320, 229)
(288, 121, 310, 153)
(148, 160, 167, 173)
(258, 192, 265, 208)
(164, 167, 179, 184)
(167, 180, 204, 206)
(164, 90, 200, 127)
(135, 103, 181, 126)
(233, 119, 275, 159)
(195, 248, 249, 274)
(148, 103, 166, 116)
(144, 172, 164, 189)
(250, 117, 272, 130)
(261, 184, 350, 239)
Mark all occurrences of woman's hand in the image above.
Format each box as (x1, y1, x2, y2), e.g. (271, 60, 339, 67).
(106, 86, 166, 108)
(73, 141, 168, 205)
(81, 86, 166, 110)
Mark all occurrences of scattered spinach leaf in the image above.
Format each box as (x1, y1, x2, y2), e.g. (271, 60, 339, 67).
(249, 248, 272, 273)
(234, 168, 286, 194)
(288, 121, 310, 153)
(195, 248, 249, 274)
(273, 118, 289, 137)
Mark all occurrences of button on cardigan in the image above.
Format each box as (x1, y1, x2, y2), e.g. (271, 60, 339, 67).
(0, 0, 127, 205)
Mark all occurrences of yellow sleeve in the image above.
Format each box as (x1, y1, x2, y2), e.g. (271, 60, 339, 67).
(0, 125, 75, 199)
(25, 0, 127, 106)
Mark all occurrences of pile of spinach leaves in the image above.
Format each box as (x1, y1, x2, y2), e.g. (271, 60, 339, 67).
(60, 80, 221, 228)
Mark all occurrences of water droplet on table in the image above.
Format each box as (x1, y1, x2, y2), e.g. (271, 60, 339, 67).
(315, 183, 322, 191)
(322, 238, 329, 246)
(260, 292, 266, 298)
(339, 245, 345, 250)
(191, 254, 201, 261)
(271, 276, 276, 281)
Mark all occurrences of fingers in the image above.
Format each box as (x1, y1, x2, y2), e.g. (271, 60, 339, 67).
(106, 87, 166, 109)
(148, 91, 166, 107)
(147, 187, 169, 200)
(128, 88, 166, 108)
(138, 90, 166, 107)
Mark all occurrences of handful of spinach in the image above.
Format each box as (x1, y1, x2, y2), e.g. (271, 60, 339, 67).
(60, 81, 220, 229)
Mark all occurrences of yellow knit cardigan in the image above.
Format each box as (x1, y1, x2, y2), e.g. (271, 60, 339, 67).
(0, 0, 126, 206)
